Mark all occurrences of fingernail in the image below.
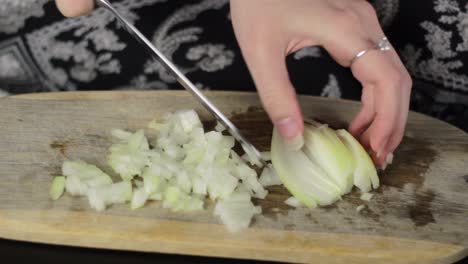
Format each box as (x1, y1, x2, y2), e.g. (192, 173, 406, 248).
(287, 134, 304, 151)
(276, 117, 299, 138)
(380, 161, 388, 171)
(376, 150, 382, 158)
(276, 117, 303, 150)
(385, 152, 394, 165)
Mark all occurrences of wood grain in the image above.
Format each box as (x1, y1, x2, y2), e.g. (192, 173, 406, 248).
(0, 91, 467, 264)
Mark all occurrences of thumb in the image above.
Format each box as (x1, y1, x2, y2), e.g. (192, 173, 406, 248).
(55, 0, 94, 17)
(241, 42, 304, 147)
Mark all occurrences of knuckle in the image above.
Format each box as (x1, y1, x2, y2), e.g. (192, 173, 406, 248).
(378, 67, 414, 93)
(332, 8, 361, 29)
(355, 1, 378, 18)
(378, 67, 402, 86)
(383, 69, 413, 94)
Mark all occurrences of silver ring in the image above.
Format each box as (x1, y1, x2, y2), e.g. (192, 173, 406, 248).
(350, 37, 392, 65)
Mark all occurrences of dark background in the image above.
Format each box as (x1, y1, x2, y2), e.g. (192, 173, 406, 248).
(0, 238, 466, 264)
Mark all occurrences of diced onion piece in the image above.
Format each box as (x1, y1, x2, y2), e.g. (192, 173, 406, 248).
(360, 192, 373, 201)
(110, 129, 133, 141)
(128, 129, 149, 150)
(241, 143, 263, 167)
(192, 176, 207, 195)
(88, 181, 132, 211)
(65, 175, 88, 196)
(183, 145, 205, 165)
(284, 196, 302, 207)
(62, 160, 112, 186)
(62, 160, 113, 196)
(261, 151, 271, 161)
(176, 169, 192, 193)
(206, 169, 238, 200)
(142, 169, 165, 195)
(336, 129, 379, 191)
(108, 129, 150, 181)
(49, 176, 65, 200)
(214, 191, 262, 233)
(259, 165, 282, 187)
(215, 122, 226, 132)
(148, 120, 169, 133)
(104, 181, 133, 204)
(271, 129, 341, 207)
(131, 187, 148, 210)
(356, 204, 365, 212)
(303, 125, 354, 194)
(87, 188, 107, 211)
(142, 173, 159, 195)
(134, 179, 144, 188)
(234, 163, 268, 199)
(163, 186, 203, 212)
(174, 110, 202, 133)
(229, 150, 242, 165)
(57, 109, 273, 232)
(149, 193, 163, 201)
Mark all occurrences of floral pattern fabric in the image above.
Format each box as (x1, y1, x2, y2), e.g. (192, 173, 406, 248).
(0, 0, 466, 131)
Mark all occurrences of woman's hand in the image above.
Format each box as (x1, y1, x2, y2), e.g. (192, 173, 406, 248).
(55, 0, 411, 166)
(55, 0, 94, 17)
(230, 0, 412, 166)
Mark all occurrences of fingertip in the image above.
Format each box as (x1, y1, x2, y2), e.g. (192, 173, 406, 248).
(56, 0, 94, 17)
(349, 111, 372, 138)
(241, 41, 305, 145)
(360, 127, 388, 166)
(274, 108, 305, 152)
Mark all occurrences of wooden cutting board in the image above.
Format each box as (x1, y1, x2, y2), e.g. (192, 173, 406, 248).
(0, 91, 467, 264)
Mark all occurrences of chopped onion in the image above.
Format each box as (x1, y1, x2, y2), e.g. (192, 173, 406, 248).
(271, 121, 380, 208)
(234, 163, 268, 199)
(214, 190, 262, 232)
(88, 181, 132, 211)
(110, 129, 133, 141)
(241, 143, 263, 167)
(356, 204, 366, 212)
(149, 193, 163, 201)
(336, 129, 379, 191)
(53, 109, 384, 233)
(49, 176, 65, 200)
(260, 151, 271, 161)
(215, 122, 226, 132)
(258, 165, 282, 187)
(64, 175, 88, 197)
(163, 186, 203, 212)
(284, 196, 302, 207)
(271, 129, 340, 208)
(360, 192, 373, 201)
(303, 124, 353, 194)
(206, 169, 238, 200)
(134, 179, 144, 188)
(142, 168, 165, 195)
(108, 129, 150, 181)
(131, 187, 148, 210)
(175, 169, 192, 194)
(53, 109, 284, 232)
(63, 160, 112, 196)
(174, 110, 202, 133)
(192, 176, 207, 195)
